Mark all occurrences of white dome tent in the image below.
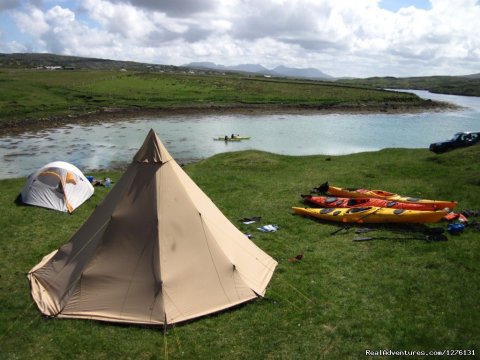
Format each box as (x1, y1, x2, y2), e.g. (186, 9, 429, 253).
(21, 161, 94, 213)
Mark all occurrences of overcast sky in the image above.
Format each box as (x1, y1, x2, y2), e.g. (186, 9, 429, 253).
(1, 0, 479, 78)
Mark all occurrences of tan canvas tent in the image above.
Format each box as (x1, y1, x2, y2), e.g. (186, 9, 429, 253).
(28, 129, 277, 326)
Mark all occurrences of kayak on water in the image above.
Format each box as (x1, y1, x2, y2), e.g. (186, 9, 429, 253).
(302, 195, 443, 211)
(214, 137, 243, 142)
(292, 206, 448, 224)
(313, 182, 457, 210)
(214, 136, 251, 141)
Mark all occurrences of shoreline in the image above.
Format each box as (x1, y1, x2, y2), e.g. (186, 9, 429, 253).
(0, 100, 458, 137)
(0, 99, 464, 180)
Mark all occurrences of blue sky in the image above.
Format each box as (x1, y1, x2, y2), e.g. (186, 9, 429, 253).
(1, 0, 479, 78)
(379, 0, 431, 12)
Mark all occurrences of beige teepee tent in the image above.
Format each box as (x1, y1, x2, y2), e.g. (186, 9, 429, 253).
(27, 129, 277, 326)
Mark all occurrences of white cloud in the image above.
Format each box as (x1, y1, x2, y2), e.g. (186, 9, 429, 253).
(5, 0, 480, 77)
(14, 6, 50, 37)
(85, 0, 156, 40)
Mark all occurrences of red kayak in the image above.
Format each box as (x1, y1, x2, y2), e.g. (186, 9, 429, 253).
(302, 195, 441, 211)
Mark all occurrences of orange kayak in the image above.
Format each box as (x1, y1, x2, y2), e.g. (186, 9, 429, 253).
(302, 195, 441, 211)
(316, 183, 457, 210)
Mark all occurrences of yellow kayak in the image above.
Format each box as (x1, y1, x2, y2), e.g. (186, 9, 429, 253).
(321, 184, 457, 210)
(214, 136, 250, 141)
(292, 206, 448, 224)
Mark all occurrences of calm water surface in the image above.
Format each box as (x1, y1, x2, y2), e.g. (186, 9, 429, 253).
(1, 90, 479, 179)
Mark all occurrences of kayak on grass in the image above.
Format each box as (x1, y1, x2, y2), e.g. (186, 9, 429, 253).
(302, 195, 442, 211)
(313, 182, 457, 210)
(292, 206, 448, 224)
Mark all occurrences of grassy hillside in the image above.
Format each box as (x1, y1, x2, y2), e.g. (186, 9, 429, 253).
(1, 145, 479, 359)
(0, 53, 175, 71)
(337, 75, 480, 97)
(0, 68, 445, 131)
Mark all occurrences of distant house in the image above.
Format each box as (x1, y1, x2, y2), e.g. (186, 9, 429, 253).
(45, 66, 62, 70)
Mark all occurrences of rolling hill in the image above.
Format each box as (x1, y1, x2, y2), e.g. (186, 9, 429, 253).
(1, 53, 478, 96)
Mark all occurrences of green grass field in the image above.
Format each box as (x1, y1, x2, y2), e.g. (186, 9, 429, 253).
(0, 69, 434, 129)
(338, 75, 480, 97)
(1, 144, 479, 359)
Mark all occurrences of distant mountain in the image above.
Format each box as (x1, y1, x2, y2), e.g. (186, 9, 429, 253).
(230, 64, 272, 73)
(464, 73, 480, 79)
(272, 65, 332, 79)
(186, 62, 270, 74)
(185, 62, 333, 80)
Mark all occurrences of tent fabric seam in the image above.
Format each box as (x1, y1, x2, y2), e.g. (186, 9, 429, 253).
(198, 212, 236, 304)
